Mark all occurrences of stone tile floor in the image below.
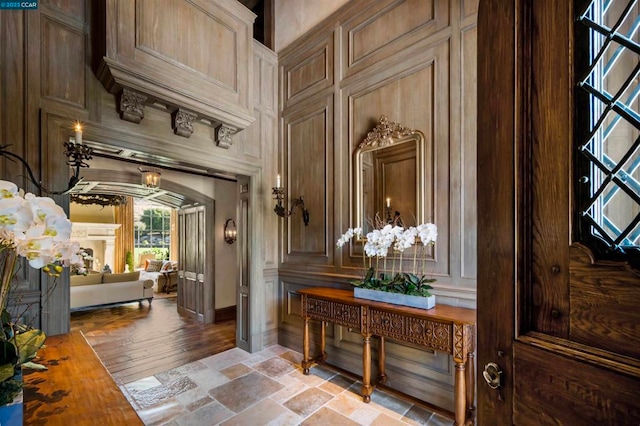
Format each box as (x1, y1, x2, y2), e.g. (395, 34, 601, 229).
(120, 345, 452, 425)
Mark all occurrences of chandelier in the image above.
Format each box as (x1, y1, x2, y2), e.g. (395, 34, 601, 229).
(139, 166, 162, 190)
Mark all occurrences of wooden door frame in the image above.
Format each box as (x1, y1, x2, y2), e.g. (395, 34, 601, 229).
(477, 0, 521, 422)
(478, 1, 640, 423)
(81, 168, 217, 323)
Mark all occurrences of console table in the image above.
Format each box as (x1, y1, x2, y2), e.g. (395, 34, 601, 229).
(299, 287, 476, 426)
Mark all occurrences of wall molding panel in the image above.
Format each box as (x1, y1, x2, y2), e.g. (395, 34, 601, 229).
(278, 0, 478, 411)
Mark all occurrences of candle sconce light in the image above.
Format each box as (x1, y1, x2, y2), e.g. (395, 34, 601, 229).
(272, 175, 310, 226)
(0, 121, 92, 194)
(384, 197, 403, 226)
(224, 218, 237, 244)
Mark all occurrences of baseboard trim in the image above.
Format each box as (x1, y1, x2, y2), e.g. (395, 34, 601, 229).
(215, 305, 236, 322)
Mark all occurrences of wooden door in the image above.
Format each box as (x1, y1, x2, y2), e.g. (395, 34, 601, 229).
(477, 1, 640, 424)
(235, 177, 250, 351)
(178, 205, 206, 322)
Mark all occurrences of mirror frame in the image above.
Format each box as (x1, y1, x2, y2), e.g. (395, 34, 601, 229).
(353, 116, 426, 238)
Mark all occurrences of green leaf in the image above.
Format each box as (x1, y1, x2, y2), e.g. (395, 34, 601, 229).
(349, 279, 365, 287)
(14, 329, 46, 364)
(21, 361, 47, 371)
(0, 363, 15, 382)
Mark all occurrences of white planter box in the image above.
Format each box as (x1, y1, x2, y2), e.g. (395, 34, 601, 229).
(354, 287, 435, 310)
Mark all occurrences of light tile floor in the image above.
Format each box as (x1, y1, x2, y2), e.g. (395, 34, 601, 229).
(119, 345, 453, 426)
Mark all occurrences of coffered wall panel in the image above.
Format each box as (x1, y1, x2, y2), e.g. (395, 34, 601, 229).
(461, 0, 479, 20)
(42, 0, 86, 20)
(138, 0, 236, 89)
(281, 33, 334, 110)
(282, 97, 333, 263)
(41, 16, 86, 107)
(340, 0, 449, 79)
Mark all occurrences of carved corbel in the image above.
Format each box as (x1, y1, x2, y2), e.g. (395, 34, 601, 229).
(215, 124, 237, 149)
(118, 88, 147, 124)
(172, 109, 197, 138)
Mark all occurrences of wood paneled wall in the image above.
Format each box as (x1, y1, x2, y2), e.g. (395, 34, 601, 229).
(1, 1, 92, 335)
(1, 2, 279, 348)
(277, 0, 478, 411)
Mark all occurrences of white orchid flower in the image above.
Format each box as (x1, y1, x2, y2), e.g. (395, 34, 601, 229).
(15, 232, 56, 269)
(52, 240, 83, 267)
(353, 227, 363, 239)
(0, 180, 84, 275)
(337, 228, 356, 247)
(24, 193, 65, 225)
(0, 181, 19, 198)
(44, 215, 73, 241)
(417, 223, 438, 245)
(0, 195, 30, 239)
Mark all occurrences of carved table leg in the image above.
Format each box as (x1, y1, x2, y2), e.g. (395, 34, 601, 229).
(320, 321, 327, 362)
(302, 317, 311, 374)
(454, 361, 466, 426)
(466, 352, 475, 412)
(361, 333, 373, 403)
(378, 336, 387, 385)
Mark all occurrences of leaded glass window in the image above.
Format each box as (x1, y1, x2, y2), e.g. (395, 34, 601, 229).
(576, 0, 640, 262)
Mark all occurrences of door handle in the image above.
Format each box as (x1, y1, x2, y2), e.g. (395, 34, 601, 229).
(482, 362, 502, 389)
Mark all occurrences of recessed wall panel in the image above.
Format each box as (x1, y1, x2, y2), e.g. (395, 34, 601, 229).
(138, 0, 236, 89)
(287, 106, 328, 256)
(350, 0, 434, 63)
(341, 0, 448, 78)
(45, 0, 85, 20)
(462, 0, 479, 20)
(41, 17, 85, 107)
(281, 34, 334, 108)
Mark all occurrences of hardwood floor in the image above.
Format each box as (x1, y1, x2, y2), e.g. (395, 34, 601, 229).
(70, 296, 236, 385)
(24, 331, 144, 425)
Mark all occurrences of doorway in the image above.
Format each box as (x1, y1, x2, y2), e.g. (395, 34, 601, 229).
(70, 160, 242, 329)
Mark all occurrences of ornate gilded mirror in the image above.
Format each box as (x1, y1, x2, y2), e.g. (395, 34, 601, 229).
(353, 116, 425, 235)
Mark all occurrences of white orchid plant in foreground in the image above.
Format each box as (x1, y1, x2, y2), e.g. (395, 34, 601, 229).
(0, 180, 84, 405)
(337, 222, 438, 297)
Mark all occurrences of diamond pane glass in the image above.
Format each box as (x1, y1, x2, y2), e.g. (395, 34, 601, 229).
(578, 0, 640, 250)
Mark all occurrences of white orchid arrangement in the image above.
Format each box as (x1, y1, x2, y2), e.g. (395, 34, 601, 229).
(337, 222, 438, 297)
(0, 179, 84, 405)
(0, 180, 83, 276)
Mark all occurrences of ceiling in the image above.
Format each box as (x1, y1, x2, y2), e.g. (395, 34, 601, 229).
(70, 179, 188, 209)
(69, 140, 236, 209)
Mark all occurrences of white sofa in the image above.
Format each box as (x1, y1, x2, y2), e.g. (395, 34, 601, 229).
(70, 271, 154, 309)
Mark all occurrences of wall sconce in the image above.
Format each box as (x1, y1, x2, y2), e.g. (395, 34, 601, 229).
(272, 174, 310, 226)
(224, 219, 237, 244)
(0, 121, 92, 194)
(139, 166, 161, 189)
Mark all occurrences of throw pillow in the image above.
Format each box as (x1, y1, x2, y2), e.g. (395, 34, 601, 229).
(160, 260, 174, 272)
(146, 260, 163, 272)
